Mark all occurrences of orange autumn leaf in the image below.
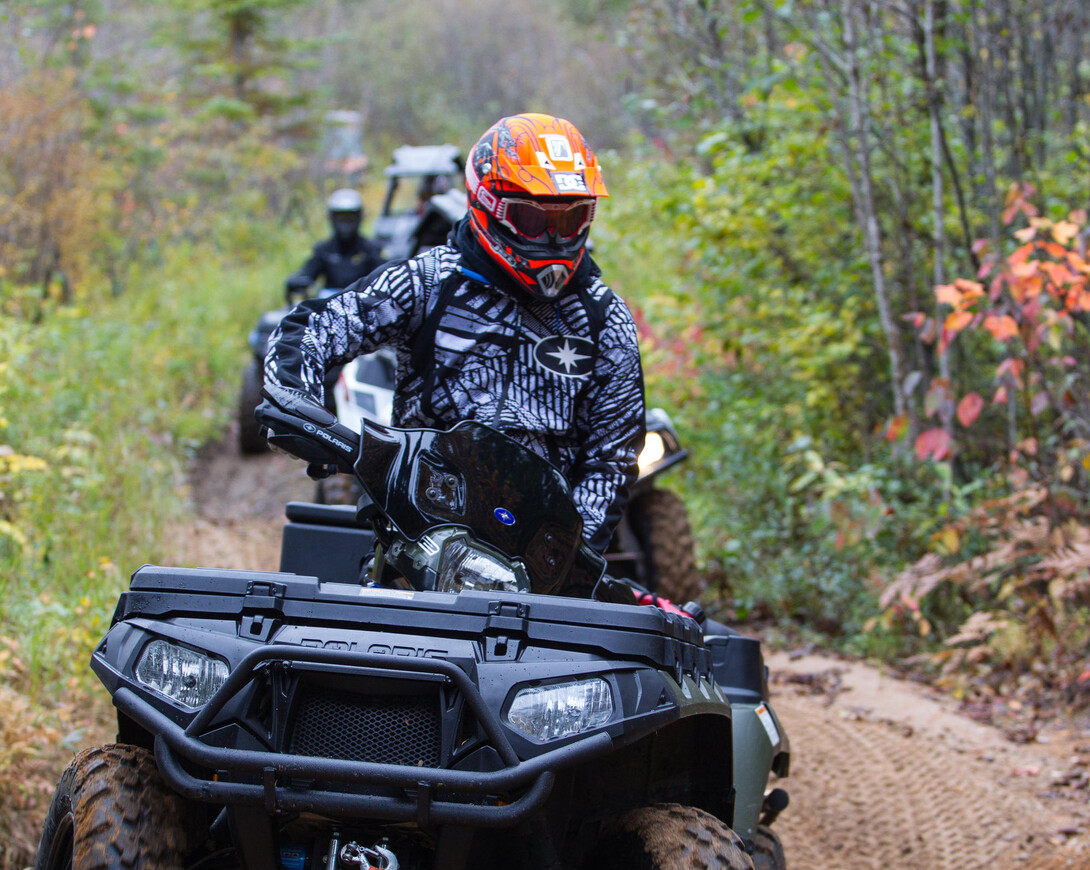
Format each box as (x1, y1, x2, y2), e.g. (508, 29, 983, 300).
(1008, 243, 1035, 264)
(885, 414, 909, 442)
(1052, 220, 1080, 245)
(956, 393, 984, 427)
(1009, 259, 1040, 280)
(983, 314, 1019, 341)
(1009, 274, 1043, 304)
(1041, 261, 1073, 287)
(944, 310, 974, 333)
(935, 283, 961, 307)
(1066, 251, 1090, 275)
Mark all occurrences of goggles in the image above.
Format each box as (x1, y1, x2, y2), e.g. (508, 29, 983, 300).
(498, 197, 595, 241)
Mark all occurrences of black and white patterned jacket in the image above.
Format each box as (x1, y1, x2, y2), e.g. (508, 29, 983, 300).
(264, 243, 645, 553)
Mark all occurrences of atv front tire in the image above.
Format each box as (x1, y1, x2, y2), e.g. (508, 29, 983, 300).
(751, 824, 787, 870)
(630, 488, 703, 603)
(35, 744, 195, 870)
(237, 358, 268, 455)
(587, 803, 754, 870)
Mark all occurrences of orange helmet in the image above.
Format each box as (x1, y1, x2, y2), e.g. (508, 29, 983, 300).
(466, 113, 608, 300)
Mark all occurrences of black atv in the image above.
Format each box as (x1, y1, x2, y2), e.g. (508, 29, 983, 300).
(36, 385, 789, 870)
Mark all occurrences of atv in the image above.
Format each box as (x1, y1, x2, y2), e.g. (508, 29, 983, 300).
(36, 384, 789, 870)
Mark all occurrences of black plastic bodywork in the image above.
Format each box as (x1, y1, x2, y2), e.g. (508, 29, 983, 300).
(93, 565, 743, 867)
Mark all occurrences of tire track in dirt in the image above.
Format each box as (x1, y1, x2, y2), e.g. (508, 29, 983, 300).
(767, 653, 1090, 869)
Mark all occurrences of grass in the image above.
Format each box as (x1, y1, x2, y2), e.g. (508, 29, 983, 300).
(0, 224, 299, 868)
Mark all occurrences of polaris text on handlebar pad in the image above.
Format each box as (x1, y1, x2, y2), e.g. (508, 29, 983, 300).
(255, 384, 360, 473)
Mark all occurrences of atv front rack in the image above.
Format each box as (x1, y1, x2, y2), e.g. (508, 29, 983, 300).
(112, 644, 615, 826)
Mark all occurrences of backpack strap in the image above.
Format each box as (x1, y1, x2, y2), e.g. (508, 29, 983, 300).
(411, 266, 474, 420)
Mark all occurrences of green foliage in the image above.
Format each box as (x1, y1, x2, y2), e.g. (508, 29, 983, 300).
(595, 132, 987, 644)
(0, 229, 295, 699)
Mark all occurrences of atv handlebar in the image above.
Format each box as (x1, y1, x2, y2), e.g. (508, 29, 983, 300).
(256, 383, 360, 474)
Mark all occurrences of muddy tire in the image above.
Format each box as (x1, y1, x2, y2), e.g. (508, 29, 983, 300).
(237, 358, 268, 455)
(586, 803, 753, 870)
(630, 488, 703, 603)
(35, 744, 196, 870)
(751, 825, 786, 870)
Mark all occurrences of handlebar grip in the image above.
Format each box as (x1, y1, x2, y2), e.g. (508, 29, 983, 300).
(255, 385, 360, 472)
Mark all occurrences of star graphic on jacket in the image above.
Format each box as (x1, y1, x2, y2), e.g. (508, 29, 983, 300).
(546, 340, 591, 373)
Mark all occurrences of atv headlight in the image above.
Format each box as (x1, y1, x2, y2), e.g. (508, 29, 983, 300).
(135, 640, 229, 708)
(507, 678, 614, 742)
(437, 538, 529, 594)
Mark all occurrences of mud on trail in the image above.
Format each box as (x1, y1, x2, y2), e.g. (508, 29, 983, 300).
(175, 436, 1090, 870)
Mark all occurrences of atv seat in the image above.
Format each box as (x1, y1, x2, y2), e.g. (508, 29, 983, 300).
(279, 501, 375, 584)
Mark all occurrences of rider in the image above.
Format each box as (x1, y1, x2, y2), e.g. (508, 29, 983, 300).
(264, 113, 645, 554)
(285, 188, 385, 300)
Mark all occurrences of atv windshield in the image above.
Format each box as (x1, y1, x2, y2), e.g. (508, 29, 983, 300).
(355, 420, 602, 595)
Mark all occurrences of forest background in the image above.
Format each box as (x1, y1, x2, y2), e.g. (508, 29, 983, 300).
(2, 0, 1090, 864)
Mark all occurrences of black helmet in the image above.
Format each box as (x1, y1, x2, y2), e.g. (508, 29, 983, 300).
(327, 188, 363, 243)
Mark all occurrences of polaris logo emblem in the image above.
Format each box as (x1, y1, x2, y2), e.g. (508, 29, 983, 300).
(494, 507, 516, 526)
(303, 421, 352, 453)
(533, 335, 594, 379)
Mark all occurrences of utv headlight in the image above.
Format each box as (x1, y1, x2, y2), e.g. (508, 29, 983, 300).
(507, 678, 614, 742)
(437, 538, 529, 594)
(637, 431, 666, 474)
(135, 640, 229, 708)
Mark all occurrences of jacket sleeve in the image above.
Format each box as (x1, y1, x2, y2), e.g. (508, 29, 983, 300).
(572, 292, 646, 553)
(264, 260, 421, 404)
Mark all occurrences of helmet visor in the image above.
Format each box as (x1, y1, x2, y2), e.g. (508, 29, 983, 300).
(500, 198, 594, 241)
(331, 211, 362, 227)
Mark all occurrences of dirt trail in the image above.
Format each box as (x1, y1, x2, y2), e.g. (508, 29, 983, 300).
(767, 652, 1090, 869)
(181, 435, 1090, 870)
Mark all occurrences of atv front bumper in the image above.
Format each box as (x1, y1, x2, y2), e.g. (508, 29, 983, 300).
(112, 644, 620, 826)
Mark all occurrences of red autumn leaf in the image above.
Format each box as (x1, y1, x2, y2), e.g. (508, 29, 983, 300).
(982, 314, 1019, 341)
(996, 358, 1025, 382)
(1030, 392, 1050, 415)
(993, 385, 1008, 404)
(956, 393, 984, 427)
(915, 427, 952, 462)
